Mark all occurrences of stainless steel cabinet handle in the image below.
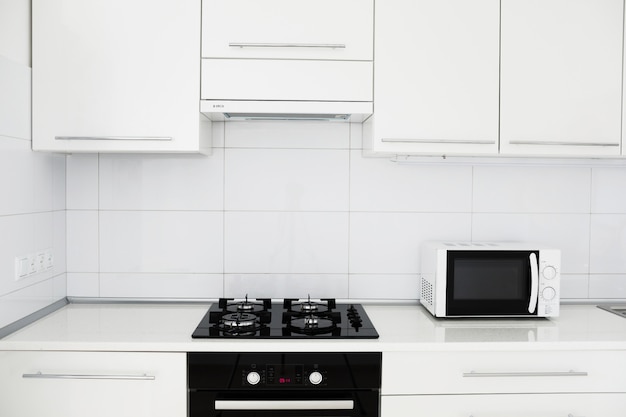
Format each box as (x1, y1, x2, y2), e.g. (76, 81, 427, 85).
(55, 136, 172, 141)
(381, 138, 496, 145)
(229, 42, 346, 49)
(508, 140, 619, 147)
(215, 400, 354, 410)
(462, 370, 588, 378)
(23, 371, 155, 380)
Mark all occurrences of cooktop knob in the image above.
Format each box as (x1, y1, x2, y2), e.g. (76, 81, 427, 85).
(309, 371, 323, 385)
(246, 371, 261, 385)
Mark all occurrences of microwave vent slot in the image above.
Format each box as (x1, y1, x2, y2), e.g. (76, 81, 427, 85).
(421, 277, 433, 307)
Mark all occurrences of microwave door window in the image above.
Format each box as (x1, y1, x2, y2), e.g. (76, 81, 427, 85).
(446, 251, 536, 316)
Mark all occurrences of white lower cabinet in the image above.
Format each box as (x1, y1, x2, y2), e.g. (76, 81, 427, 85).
(381, 350, 626, 417)
(0, 351, 186, 417)
(382, 393, 626, 416)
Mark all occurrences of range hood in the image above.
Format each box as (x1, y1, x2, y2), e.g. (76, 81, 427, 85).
(200, 100, 373, 122)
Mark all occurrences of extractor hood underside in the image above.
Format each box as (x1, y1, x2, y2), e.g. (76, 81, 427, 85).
(200, 100, 373, 122)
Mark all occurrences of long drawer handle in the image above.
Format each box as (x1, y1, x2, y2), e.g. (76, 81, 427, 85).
(55, 136, 172, 141)
(229, 42, 346, 49)
(463, 370, 588, 378)
(23, 371, 155, 380)
(215, 400, 354, 410)
(508, 140, 619, 147)
(381, 138, 496, 145)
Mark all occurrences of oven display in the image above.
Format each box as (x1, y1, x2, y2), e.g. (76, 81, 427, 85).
(266, 364, 303, 386)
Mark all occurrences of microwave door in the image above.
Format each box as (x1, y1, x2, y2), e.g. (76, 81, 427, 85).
(445, 250, 539, 317)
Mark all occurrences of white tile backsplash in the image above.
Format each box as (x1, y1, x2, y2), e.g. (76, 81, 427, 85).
(589, 214, 626, 273)
(99, 152, 224, 211)
(224, 274, 349, 299)
(350, 152, 472, 212)
(99, 211, 223, 274)
(591, 167, 626, 213)
(225, 211, 349, 274)
(67, 272, 100, 297)
(589, 274, 626, 299)
(99, 273, 224, 299)
(350, 212, 472, 274)
(56, 121, 626, 302)
(348, 274, 419, 300)
(66, 210, 99, 273)
(472, 213, 590, 274)
(473, 165, 592, 213)
(66, 154, 99, 210)
(225, 148, 349, 211)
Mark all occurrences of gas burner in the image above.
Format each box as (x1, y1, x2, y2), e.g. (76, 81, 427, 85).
(284, 297, 337, 314)
(222, 312, 258, 329)
(219, 297, 272, 314)
(285, 315, 340, 336)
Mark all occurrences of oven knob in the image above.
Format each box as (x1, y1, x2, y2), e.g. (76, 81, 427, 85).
(543, 266, 557, 280)
(542, 286, 556, 301)
(309, 371, 323, 385)
(246, 371, 261, 385)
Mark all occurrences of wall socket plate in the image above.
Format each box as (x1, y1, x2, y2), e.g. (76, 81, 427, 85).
(15, 249, 54, 281)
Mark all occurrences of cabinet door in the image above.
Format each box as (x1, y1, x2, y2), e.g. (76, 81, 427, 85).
(32, 0, 210, 153)
(383, 350, 626, 395)
(0, 351, 186, 417)
(202, 0, 373, 60)
(382, 393, 626, 417)
(364, 0, 500, 156)
(500, 0, 623, 156)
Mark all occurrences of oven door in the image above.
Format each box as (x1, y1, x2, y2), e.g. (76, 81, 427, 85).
(189, 390, 379, 417)
(445, 250, 540, 316)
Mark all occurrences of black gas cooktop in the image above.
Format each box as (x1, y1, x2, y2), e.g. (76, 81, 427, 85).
(192, 297, 379, 339)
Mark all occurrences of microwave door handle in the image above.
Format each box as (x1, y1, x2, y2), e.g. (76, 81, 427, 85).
(528, 253, 539, 313)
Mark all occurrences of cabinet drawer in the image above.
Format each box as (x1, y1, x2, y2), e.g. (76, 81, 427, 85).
(202, 0, 373, 60)
(202, 59, 372, 102)
(383, 350, 626, 395)
(0, 351, 186, 417)
(382, 393, 626, 417)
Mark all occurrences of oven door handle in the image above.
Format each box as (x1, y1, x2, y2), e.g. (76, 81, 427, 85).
(215, 400, 354, 410)
(528, 252, 539, 314)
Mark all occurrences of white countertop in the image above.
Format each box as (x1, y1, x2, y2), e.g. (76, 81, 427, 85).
(2, 303, 626, 352)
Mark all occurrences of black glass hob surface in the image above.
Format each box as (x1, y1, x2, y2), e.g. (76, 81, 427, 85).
(192, 297, 379, 339)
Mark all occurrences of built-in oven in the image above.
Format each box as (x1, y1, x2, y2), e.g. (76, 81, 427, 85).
(188, 352, 381, 417)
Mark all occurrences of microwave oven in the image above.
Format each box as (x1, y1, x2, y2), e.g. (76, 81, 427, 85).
(420, 242, 560, 318)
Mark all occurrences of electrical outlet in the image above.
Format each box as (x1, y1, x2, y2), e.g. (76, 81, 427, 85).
(14, 249, 54, 280)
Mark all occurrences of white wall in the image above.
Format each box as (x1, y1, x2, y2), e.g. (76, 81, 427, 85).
(0, 0, 66, 329)
(66, 122, 626, 302)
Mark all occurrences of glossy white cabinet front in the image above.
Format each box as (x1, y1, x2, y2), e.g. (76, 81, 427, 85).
(32, 0, 211, 153)
(383, 393, 626, 416)
(500, 0, 623, 156)
(0, 351, 186, 417)
(363, 0, 500, 156)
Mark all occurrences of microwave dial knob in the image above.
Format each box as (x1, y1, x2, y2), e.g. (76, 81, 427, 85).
(542, 286, 556, 301)
(309, 371, 323, 385)
(246, 371, 261, 385)
(543, 266, 557, 280)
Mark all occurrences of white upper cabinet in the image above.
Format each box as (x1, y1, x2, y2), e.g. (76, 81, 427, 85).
(32, 0, 211, 153)
(363, 0, 500, 156)
(200, 0, 373, 120)
(202, 0, 372, 61)
(500, 0, 623, 156)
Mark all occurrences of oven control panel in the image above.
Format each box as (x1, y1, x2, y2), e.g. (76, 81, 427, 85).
(243, 364, 327, 387)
